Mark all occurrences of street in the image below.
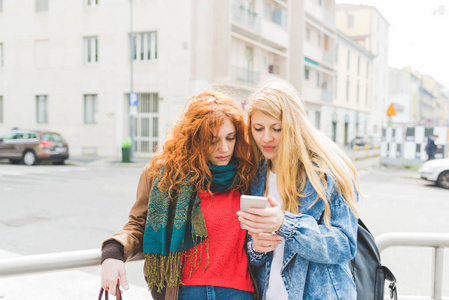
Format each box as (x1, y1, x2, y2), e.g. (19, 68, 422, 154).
(0, 161, 448, 298)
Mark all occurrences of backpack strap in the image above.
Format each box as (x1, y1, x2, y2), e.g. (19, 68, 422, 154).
(379, 265, 397, 300)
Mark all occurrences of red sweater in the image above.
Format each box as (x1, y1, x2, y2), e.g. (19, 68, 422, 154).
(181, 189, 254, 292)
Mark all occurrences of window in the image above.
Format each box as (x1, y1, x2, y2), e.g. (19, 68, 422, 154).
(36, 0, 48, 12)
(0, 43, 3, 67)
(0, 0, 3, 12)
(346, 76, 350, 102)
(86, 0, 98, 6)
(0, 96, 3, 123)
(84, 95, 97, 124)
(132, 32, 157, 61)
(366, 61, 369, 79)
(84, 37, 98, 64)
(365, 86, 369, 105)
(348, 15, 354, 28)
(245, 46, 254, 70)
(357, 56, 361, 75)
(317, 72, 321, 87)
(305, 68, 310, 80)
(306, 28, 311, 41)
(36, 95, 48, 123)
(315, 111, 321, 129)
(347, 50, 350, 70)
(133, 93, 159, 154)
(264, 3, 271, 19)
(356, 81, 360, 104)
(324, 35, 329, 51)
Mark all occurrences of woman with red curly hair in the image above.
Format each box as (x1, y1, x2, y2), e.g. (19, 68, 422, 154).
(100, 91, 257, 300)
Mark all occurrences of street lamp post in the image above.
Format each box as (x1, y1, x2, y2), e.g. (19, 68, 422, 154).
(129, 0, 136, 160)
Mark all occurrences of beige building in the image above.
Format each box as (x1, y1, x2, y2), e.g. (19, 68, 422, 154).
(336, 4, 389, 136)
(0, 0, 350, 158)
(0, 0, 294, 157)
(334, 30, 374, 146)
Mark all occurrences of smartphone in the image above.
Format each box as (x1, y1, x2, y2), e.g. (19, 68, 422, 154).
(240, 195, 268, 229)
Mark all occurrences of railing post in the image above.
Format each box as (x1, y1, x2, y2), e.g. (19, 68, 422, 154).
(431, 247, 444, 300)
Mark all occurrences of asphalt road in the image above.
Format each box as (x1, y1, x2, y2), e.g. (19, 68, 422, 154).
(0, 161, 448, 298)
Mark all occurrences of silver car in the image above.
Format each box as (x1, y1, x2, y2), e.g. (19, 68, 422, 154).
(0, 129, 69, 165)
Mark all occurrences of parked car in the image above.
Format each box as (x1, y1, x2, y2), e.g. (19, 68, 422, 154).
(418, 158, 449, 189)
(0, 129, 69, 165)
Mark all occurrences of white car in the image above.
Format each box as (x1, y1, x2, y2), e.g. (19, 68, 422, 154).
(419, 158, 449, 189)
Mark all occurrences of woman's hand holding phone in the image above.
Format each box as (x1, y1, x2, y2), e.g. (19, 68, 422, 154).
(237, 196, 285, 233)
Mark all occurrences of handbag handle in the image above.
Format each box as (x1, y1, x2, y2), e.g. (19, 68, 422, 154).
(98, 284, 122, 300)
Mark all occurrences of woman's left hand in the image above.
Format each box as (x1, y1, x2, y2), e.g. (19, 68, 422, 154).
(237, 196, 284, 233)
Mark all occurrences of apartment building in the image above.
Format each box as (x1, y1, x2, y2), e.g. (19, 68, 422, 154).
(0, 0, 352, 158)
(0, 0, 297, 157)
(334, 31, 373, 146)
(336, 4, 389, 136)
(302, 0, 337, 136)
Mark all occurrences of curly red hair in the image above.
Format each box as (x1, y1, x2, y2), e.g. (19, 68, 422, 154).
(149, 91, 255, 195)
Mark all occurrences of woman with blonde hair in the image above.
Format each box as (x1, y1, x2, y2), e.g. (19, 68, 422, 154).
(238, 80, 360, 299)
(101, 91, 257, 299)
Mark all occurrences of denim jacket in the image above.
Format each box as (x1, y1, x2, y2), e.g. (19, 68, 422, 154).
(248, 161, 358, 300)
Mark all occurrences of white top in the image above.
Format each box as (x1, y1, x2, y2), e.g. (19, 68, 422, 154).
(264, 171, 288, 300)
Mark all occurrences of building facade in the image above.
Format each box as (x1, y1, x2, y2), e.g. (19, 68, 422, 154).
(1, 0, 390, 158)
(336, 4, 389, 136)
(334, 30, 374, 146)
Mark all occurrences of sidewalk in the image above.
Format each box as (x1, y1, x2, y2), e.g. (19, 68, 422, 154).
(66, 155, 150, 168)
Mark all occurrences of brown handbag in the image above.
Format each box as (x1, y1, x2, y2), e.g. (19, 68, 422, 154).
(98, 284, 122, 300)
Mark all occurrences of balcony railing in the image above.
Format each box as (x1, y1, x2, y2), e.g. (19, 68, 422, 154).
(230, 65, 260, 85)
(321, 89, 333, 102)
(231, 3, 261, 32)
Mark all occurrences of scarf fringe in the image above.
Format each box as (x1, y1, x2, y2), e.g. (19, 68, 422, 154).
(144, 237, 209, 292)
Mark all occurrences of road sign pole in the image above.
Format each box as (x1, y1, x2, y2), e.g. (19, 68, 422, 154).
(129, 0, 134, 161)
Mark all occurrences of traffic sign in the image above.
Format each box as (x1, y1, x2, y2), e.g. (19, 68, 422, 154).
(387, 104, 396, 116)
(129, 93, 138, 106)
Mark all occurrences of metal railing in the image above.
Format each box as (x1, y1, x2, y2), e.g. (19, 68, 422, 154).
(376, 232, 449, 300)
(1, 233, 449, 299)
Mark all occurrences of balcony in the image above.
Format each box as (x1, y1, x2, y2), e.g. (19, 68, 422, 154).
(260, 19, 288, 49)
(304, 42, 323, 65)
(305, 0, 335, 30)
(230, 65, 260, 85)
(231, 3, 261, 32)
(322, 89, 334, 102)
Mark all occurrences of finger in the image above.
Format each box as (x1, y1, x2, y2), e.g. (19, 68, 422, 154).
(267, 196, 280, 207)
(239, 217, 267, 231)
(119, 269, 130, 290)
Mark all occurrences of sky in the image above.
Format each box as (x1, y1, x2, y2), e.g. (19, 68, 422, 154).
(335, 0, 449, 89)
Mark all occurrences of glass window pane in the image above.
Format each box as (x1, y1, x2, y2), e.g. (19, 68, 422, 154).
(140, 33, 144, 60)
(87, 39, 91, 63)
(154, 32, 157, 59)
(95, 38, 98, 62)
(147, 33, 151, 60)
(141, 118, 150, 137)
(152, 141, 158, 153)
(152, 94, 158, 112)
(141, 141, 150, 152)
(152, 117, 158, 138)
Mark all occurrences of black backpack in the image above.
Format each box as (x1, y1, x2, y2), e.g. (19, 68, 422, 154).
(350, 219, 398, 300)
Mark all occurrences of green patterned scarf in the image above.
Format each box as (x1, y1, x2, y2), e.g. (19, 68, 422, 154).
(143, 164, 239, 292)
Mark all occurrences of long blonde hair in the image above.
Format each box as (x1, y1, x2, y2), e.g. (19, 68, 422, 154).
(246, 80, 359, 226)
